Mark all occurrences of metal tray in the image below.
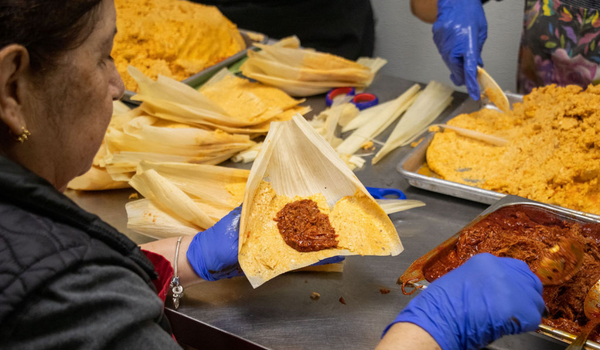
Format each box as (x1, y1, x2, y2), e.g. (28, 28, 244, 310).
(399, 195, 600, 350)
(121, 29, 268, 104)
(396, 93, 600, 220)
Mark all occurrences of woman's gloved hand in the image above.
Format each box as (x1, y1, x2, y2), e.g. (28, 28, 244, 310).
(187, 206, 243, 281)
(187, 206, 345, 282)
(386, 253, 544, 350)
(433, 0, 487, 100)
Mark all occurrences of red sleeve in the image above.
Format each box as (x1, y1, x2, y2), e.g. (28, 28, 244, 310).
(142, 249, 174, 303)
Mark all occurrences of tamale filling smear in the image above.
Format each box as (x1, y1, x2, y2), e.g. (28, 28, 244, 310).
(274, 199, 338, 252)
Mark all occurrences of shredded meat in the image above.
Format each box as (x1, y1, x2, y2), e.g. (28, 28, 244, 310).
(274, 199, 338, 252)
(423, 205, 600, 341)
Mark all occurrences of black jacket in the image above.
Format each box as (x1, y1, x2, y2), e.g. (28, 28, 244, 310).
(0, 156, 178, 349)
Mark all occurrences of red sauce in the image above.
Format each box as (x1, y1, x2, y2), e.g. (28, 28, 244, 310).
(422, 206, 600, 341)
(274, 199, 338, 252)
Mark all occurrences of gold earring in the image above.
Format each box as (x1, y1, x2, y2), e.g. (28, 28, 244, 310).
(10, 126, 31, 143)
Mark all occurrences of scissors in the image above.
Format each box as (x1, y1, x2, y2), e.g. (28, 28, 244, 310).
(326, 88, 379, 110)
(366, 187, 407, 200)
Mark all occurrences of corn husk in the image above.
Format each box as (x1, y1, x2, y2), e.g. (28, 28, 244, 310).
(376, 199, 426, 214)
(241, 37, 383, 97)
(357, 57, 388, 75)
(239, 115, 403, 288)
(372, 81, 454, 164)
(126, 161, 249, 237)
(336, 84, 421, 157)
(126, 199, 200, 239)
(341, 101, 393, 133)
(232, 142, 263, 163)
(68, 165, 130, 191)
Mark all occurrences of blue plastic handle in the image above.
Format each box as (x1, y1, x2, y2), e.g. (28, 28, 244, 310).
(365, 187, 407, 200)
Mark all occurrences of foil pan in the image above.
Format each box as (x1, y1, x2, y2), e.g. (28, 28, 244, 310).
(399, 195, 600, 350)
(121, 29, 268, 104)
(395, 93, 600, 221)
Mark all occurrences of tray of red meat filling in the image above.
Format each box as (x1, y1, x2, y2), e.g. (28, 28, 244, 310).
(399, 195, 600, 349)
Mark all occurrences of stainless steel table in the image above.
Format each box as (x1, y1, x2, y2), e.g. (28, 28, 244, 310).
(66, 75, 566, 350)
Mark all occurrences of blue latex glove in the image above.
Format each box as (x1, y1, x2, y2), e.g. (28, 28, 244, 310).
(433, 0, 487, 100)
(386, 253, 544, 350)
(187, 207, 345, 281)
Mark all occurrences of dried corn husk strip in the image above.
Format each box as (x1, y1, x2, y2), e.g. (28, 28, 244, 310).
(372, 81, 453, 164)
(273, 35, 300, 48)
(336, 85, 421, 156)
(126, 199, 200, 239)
(232, 142, 263, 163)
(129, 168, 215, 229)
(342, 100, 393, 133)
(429, 124, 508, 146)
(376, 199, 426, 215)
(356, 57, 388, 75)
(68, 166, 129, 191)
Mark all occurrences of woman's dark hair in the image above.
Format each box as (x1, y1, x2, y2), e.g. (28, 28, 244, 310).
(0, 0, 104, 72)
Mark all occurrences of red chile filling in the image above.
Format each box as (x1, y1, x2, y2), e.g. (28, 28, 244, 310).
(274, 199, 338, 252)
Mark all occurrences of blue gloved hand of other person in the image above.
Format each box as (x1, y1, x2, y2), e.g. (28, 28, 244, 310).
(433, 0, 487, 100)
(187, 206, 345, 282)
(385, 253, 544, 350)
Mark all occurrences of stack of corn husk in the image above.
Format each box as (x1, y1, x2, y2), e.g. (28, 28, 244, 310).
(126, 161, 249, 237)
(68, 67, 309, 190)
(241, 36, 387, 96)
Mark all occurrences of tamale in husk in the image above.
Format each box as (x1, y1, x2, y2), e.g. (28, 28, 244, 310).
(239, 115, 403, 288)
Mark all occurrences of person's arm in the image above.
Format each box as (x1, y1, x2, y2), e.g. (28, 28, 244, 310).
(376, 323, 441, 350)
(410, 0, 438, 24)
(141, 207, 243, 287)
(142, 235, 201, 287)
(376, 253, 545, 350)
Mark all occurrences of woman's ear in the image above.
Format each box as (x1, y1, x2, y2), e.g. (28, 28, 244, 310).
(0, 45, 31, 136)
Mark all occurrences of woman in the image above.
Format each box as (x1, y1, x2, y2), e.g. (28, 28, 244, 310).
(412, 0, 600, 97)
(0, 1, 543, 349)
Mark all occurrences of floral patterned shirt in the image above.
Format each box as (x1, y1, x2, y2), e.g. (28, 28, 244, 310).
(518, 0, 600, 93)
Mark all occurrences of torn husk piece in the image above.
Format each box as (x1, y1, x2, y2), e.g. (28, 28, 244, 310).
(239, 115, 403, 288)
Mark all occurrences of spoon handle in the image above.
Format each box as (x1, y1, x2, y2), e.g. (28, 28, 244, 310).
(565, 321, 599, 350)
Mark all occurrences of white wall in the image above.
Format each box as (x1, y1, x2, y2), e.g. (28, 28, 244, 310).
(372, 0, 524, 93)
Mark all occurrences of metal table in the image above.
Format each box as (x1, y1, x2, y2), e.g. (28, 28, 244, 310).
(66, 74, 566, 350)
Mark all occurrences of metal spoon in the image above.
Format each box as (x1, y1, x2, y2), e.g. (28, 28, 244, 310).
(564, 279, 600, 350)
(477, 67, 511, 113)
(534, 239, 584, 286)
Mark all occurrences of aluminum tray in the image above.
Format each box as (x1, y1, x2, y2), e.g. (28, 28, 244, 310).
(396, 93, 600, 220)
(399, 195, 600, 350)
(121, 29, 268, 104)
